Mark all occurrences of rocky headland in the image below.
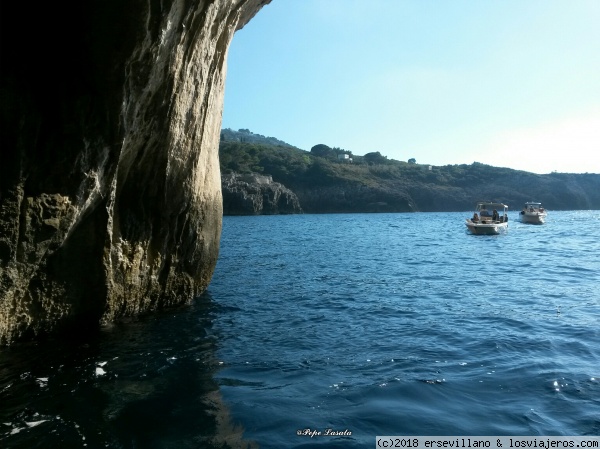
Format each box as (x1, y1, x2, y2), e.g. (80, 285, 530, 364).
(221, 173, 302, 215)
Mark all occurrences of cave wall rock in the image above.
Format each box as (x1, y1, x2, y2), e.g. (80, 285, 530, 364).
(0, 0, 271, 344)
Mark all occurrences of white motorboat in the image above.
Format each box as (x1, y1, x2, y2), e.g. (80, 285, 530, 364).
(519, 202, 547, 224)
(465, 201, 509, 235)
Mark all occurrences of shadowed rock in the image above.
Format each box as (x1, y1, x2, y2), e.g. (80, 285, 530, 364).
(0, 0, 271, 345)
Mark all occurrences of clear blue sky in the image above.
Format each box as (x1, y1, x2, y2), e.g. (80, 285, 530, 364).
(222, 0, 600, 174)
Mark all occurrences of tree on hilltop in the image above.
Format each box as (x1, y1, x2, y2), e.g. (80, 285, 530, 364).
(364, 151, 388, 165)
(311, 144, 333, 158)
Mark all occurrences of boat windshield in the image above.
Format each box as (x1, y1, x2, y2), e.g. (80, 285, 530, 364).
(477, 203, 507, 213)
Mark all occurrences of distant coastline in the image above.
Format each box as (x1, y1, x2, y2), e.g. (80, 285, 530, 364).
(220, 128, 600, 215)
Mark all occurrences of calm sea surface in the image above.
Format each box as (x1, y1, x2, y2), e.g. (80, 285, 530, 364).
(1, 211, 599, 448)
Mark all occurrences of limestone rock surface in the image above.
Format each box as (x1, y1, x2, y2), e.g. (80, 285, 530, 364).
(222, 173, 303, 215)
(0, 0, 271, 345)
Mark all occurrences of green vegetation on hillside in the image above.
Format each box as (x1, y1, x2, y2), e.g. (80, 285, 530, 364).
(219, 128, 600, 212)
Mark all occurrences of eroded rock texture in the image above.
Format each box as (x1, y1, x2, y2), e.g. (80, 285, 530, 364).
(222, 173, 303, 215)
(0, 0, 271, 345)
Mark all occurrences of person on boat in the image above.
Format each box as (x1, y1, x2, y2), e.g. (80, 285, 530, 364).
(492, 209, 499, 221)
(472, 213, 479, 222)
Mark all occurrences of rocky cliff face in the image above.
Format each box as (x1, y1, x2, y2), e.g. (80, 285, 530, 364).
(293, 185, 415, 213)
(0, 0, 271, 345)
(222, 173, 303, 215)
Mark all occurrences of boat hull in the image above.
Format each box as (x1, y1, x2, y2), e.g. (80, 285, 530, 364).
(520, 202, 547, 224)
(520, 213, 546, 224)
(466, 220, 508, 235)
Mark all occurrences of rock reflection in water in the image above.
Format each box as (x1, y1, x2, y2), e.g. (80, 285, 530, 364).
(0, 294, 255, 448)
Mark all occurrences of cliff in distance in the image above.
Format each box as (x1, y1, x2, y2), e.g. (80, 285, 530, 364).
(0, 0, 271, 345)
(220, 129, 600, 213)
(222, 173, 302, 215)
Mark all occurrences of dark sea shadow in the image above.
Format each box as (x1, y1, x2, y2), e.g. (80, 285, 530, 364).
(0, 293, 256, 449)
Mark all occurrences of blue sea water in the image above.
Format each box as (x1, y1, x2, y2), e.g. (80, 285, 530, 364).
(1, 211, 599, 448)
